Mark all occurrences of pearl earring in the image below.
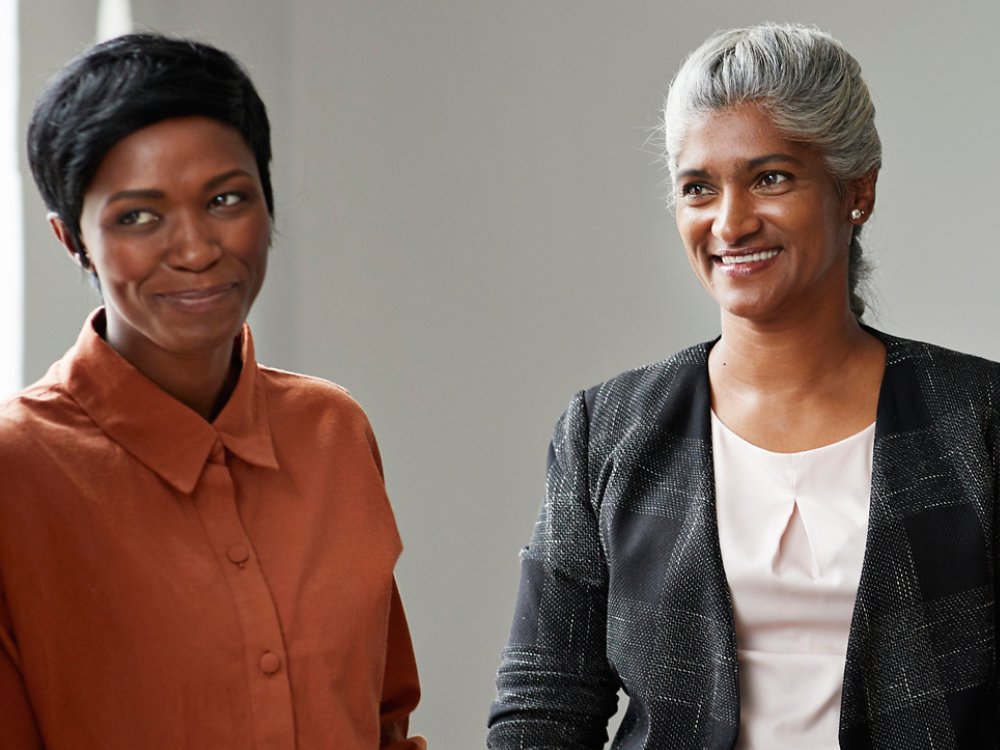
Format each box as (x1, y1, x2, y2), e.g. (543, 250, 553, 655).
(850, 208, 864, 221)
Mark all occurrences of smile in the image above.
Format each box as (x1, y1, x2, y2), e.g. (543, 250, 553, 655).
(718, 250, 780, 265)
(160, 283, 238, 299)
(157, 283, 240, 312)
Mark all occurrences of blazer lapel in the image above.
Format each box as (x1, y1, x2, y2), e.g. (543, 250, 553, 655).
(840, 333, 996, 748)
(598, 344, 740, 748)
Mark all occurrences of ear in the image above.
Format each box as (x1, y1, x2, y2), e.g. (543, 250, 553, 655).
(847, 169, 878, 223)
(47, 212, 90, 269)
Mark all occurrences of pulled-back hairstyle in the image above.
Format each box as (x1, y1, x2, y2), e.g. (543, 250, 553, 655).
(27, 33, 273, 267)
(663, 23, 881, 317)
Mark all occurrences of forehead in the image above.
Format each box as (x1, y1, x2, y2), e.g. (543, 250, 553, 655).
(674, 104, 822, 175)
(88, 116, 258, 193)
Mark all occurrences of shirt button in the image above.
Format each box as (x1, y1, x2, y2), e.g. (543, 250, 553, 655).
(259, 652, 282, 675)
(227, 544, 250, 565)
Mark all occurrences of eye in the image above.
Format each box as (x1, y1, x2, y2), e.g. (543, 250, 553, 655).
(210, 191, 245, 208)
(757, 171, 790, 189)
(119, 209, 158, 226)
(680, 183, 713, 199)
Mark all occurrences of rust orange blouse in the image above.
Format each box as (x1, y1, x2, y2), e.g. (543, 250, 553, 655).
(0, 309, 424, 750)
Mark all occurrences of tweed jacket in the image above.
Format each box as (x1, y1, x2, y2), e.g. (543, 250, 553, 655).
(488, 331, 1000, 749)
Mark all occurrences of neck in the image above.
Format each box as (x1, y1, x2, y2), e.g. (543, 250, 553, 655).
(712, 303, 871, 396)
(103, 320, 242, 421)
(156, 347, 241, 422)
(708, 292, 885, 453)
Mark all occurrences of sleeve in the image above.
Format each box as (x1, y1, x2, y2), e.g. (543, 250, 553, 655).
(0, 591, 45, 749)
(379, 579, 427, 750)
(487, 391, 620, 749)
(991, 390, 1000, 722)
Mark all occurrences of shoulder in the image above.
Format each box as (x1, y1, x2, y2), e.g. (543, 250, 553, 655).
(257, 364, 355, 403)
(255, 364, 378, 442)
(0, 368, 95, 498)
(578, 340, 712, 434)
(877, 328, 1000, 369)
(876, 330, 1000, 399)
(866, 329, 1000, 448)
(591, 340, 708, 392)
(548, 341, 713, 456)
(0, 367, 80, 448)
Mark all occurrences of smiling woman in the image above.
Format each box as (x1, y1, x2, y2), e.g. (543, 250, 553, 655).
(51, 116, 272, 419)
(488, 22, 1000, 750)
(0, 34, 425, 750)
(673, 104, 875, 331)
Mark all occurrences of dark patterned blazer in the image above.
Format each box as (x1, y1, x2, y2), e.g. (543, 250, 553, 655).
(488, 331, 1000, 749)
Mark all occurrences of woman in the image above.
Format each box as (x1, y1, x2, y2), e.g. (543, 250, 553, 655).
(488, 23, 999, 749)
(0, 34, 425, 749)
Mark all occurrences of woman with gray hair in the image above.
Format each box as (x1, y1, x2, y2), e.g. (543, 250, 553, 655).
(488, 22, 999, 749)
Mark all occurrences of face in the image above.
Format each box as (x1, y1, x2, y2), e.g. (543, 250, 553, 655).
(59, 116, 271, 367)
(673, 104, 871, 325)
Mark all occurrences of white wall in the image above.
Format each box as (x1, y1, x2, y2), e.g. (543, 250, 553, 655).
(17, 2, 1000, 748)
(18, 0, 100, 389)
(1, 0, 22, 396)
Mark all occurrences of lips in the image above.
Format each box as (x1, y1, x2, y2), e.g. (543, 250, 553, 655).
(155, 282, 241, 312)
(712, 248, 781, 277)
(159, 282, 238, 300)
(717, 249, 780, 265)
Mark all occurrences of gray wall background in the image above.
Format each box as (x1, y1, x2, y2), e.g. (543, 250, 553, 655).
(16, 1, 1000, 747)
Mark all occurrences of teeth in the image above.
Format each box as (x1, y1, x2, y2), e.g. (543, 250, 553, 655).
(720, 250, 779, 265)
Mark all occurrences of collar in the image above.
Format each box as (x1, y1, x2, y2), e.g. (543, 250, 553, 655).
(61, 308, 279, 495)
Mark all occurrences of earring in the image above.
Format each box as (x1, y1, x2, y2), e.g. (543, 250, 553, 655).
(850, 208, 864, 221)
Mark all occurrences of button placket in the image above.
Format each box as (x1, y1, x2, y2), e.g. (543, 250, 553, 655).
(194, 453, 295, 748)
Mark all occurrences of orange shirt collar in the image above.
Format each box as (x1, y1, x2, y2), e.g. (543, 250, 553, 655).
(60, 308, 279, 494)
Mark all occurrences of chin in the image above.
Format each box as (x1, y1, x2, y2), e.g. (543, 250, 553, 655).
(161, 320, 244, 355)
(716, 292, 779, 321)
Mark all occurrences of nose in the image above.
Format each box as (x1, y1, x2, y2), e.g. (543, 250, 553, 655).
(712, 190, 761, 246)
(167, 210, 222, 271)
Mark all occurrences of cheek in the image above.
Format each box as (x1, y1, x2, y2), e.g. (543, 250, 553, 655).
(247, 223, 272, 264)
(674, 213, 690, 243)
(231, 217, 271, 279)
(675, 215, 704, 257)
(815, 194, 853, 246)
(92, 241, 156, 282)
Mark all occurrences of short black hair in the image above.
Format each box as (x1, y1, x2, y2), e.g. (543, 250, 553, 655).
(27, 33, 273, 261)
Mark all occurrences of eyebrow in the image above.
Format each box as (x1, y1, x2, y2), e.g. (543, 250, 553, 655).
(746, 153, 806, 170)
(103, 169, 256, 205)
(675, 153, 807, 182)
(204, 168, 256, 191)
(104, 188, 164, 205)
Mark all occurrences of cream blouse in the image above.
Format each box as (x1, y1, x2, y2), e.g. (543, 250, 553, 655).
(712, 413, 874, 749)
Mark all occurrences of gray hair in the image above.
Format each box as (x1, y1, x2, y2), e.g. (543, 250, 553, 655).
(663, 23, 881, 317)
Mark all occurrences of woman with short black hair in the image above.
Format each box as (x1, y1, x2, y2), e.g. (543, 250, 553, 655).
(2, 34, 425, 750)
